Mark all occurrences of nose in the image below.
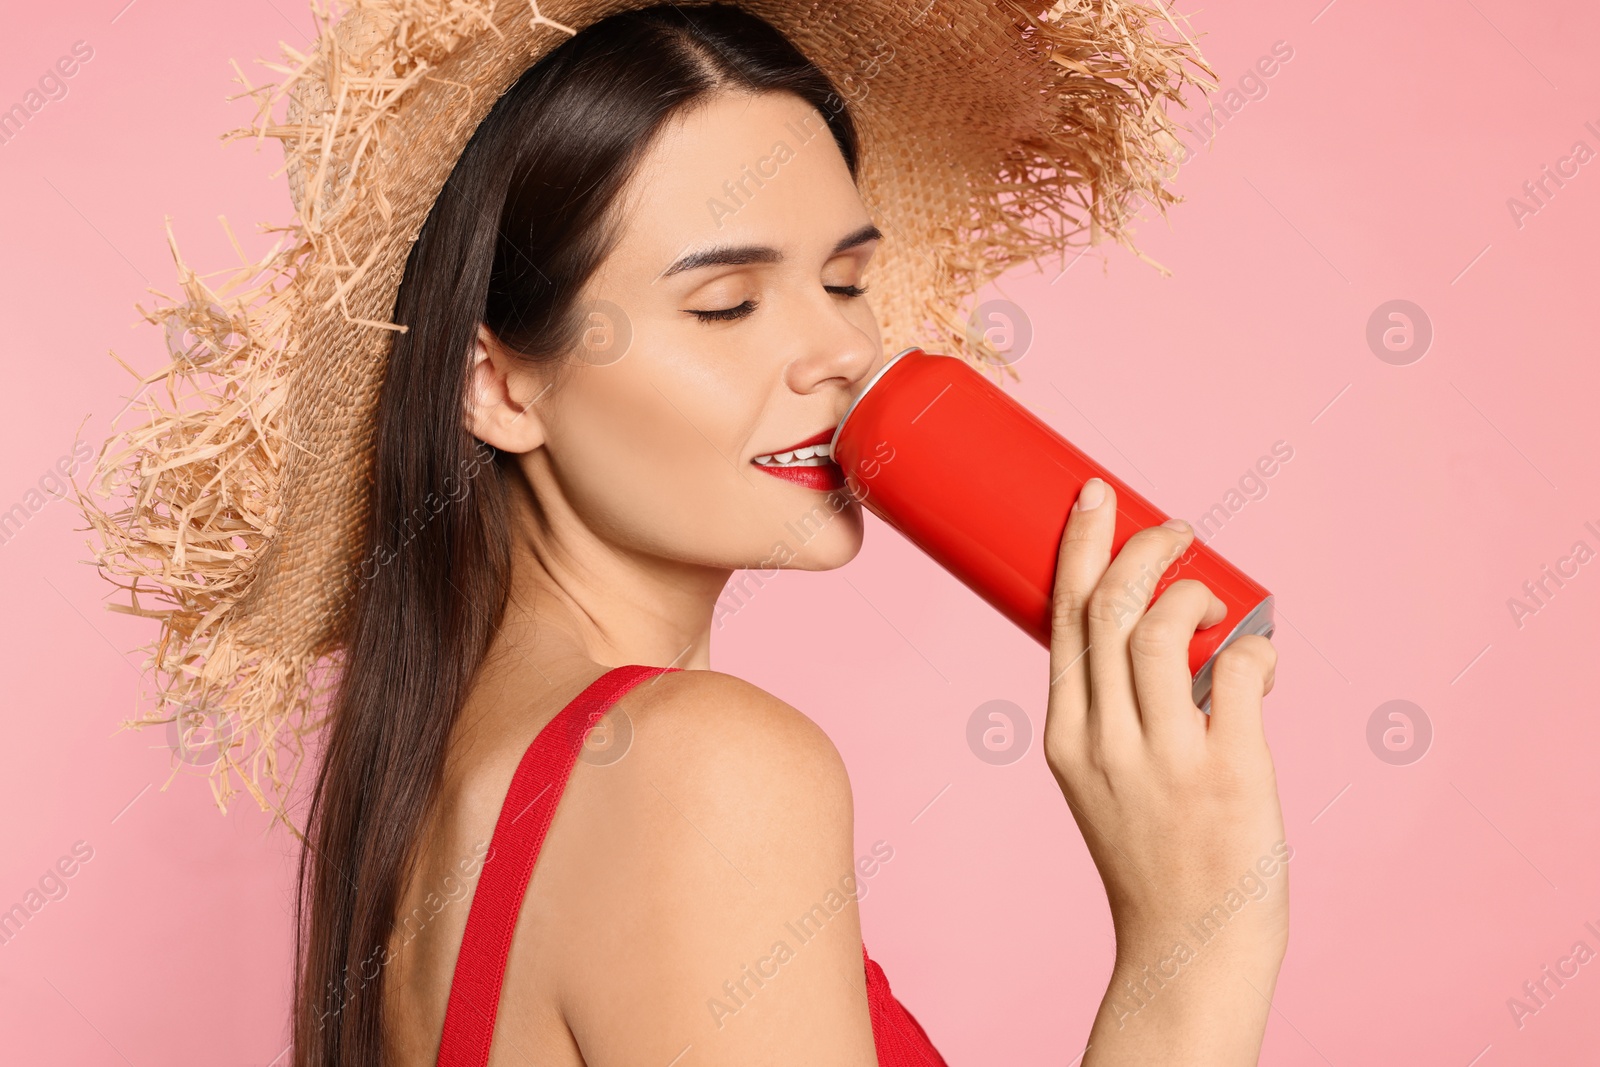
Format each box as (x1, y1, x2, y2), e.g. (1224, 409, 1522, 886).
(782, 291, 882, 396)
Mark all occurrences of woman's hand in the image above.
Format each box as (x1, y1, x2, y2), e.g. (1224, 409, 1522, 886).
(1044, 477, 1288, 1065)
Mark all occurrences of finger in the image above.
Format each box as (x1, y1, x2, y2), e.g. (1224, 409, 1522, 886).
(1206, 635, 1278, 750)
(1086, 518, 1196, 738)
(1131, 580, 1229, 751)
(1047, 477, 1116, 737)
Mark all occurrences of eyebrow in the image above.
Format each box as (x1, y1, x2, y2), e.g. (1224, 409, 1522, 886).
(658, 222, 883, 280)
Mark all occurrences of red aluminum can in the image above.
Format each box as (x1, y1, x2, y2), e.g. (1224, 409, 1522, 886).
(830, 347, 1274, 712)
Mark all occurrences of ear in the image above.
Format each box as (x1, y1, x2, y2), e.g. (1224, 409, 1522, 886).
(466, 324, 552, 454)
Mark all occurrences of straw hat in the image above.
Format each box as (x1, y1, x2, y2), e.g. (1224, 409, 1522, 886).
(73, 0, 1212, 821)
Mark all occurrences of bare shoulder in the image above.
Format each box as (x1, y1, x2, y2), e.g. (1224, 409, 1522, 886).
(528, 668, 876, 1065)
(603, 667, 858, 868)
(622, 667, 853, 809)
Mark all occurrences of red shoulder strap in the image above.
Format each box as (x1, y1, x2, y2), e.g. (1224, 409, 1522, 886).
(436, 663, 680, 1067)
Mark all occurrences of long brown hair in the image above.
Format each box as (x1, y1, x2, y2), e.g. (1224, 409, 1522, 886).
(291, 5, 861, 1064)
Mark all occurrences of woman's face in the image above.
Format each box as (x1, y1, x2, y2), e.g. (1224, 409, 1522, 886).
(481, 90, 885, 574)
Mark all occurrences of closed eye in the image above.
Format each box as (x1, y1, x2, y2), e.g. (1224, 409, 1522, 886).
(688, 300, 758, 323)
(686, 283, 869, 324)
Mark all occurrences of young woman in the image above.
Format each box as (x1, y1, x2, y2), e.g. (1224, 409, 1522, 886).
(283, 5, 1287, 1065)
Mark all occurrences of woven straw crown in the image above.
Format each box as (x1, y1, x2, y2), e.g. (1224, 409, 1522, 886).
(74, 0, 1212, 822)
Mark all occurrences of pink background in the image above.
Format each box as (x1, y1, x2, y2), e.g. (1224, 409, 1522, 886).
(3, 0, 1597, 1063)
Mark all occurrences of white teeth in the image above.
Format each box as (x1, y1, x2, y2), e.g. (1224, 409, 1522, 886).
(755, 442, 833, 466)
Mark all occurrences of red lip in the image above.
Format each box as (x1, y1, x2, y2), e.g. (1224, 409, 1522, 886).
(754, 462, 846, 491)
(751, 425, 846, 492)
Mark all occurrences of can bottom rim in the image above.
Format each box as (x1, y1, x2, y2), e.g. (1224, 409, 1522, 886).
(1193, 595, 1276, 714)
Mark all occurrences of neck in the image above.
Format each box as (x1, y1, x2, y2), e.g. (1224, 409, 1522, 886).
(493, 457, 728, 682)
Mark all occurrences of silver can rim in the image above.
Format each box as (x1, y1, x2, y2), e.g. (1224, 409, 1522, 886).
(830, 346, 924, 456)
(1192, 595, 1276, 714)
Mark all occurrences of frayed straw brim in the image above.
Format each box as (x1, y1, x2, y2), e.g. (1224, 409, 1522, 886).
(73, 0, 1213, 828)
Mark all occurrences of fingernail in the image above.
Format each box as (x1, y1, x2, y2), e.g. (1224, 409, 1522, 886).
(1075, 477, 1106, 511)
(1162, 517, 1191, 533)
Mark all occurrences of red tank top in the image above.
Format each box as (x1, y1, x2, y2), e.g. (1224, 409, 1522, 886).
(435, 664, 946, 1067)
